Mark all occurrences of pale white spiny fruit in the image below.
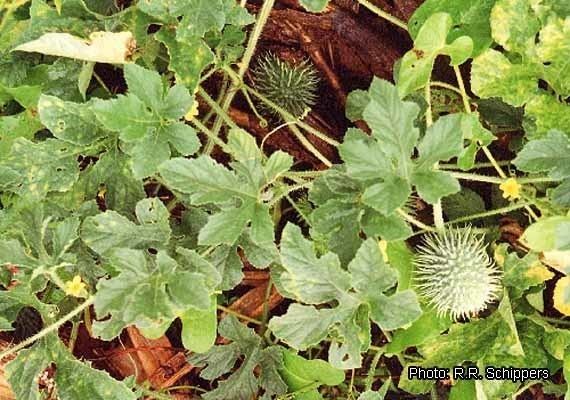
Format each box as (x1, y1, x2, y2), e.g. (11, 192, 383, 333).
(414, 227, 502, 320)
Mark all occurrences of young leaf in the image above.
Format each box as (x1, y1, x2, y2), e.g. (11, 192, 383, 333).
(408, 0, 495, 56)
(279, 350, 344, 399)
(342, 81, 464, 210)
(362, 78, 419, 168)
(159, 129, 292, 247)
(397, 12, 473, 97)
(92, 64, 199, 178)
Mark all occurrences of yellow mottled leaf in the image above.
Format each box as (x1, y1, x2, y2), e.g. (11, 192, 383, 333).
(13, 31, 136, 64)
(554, 276, 570, 316)
(525, 261, 554, 282)
(542, 250, 570, 275)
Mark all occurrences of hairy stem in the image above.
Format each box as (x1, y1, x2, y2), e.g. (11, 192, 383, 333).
(446, 201, 534, 225)
(0, 296, 95, 360)
(397, 208, 437, 232)
(453, 65, 540, 221)
(357, 0, 408, 31)
(204, 0, 276, 153)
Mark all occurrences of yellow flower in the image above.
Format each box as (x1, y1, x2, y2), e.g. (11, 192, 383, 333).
(499, 177, 522, 200)
(184, 100, 199, 121)
(64, 275, 87, 298)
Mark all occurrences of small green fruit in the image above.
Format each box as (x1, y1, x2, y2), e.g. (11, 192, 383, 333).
(414, 227, 502, 320)
(251, 53, 319, 119)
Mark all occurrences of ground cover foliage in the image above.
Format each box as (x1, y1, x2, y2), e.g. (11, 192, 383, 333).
(0, 0, 570, 398)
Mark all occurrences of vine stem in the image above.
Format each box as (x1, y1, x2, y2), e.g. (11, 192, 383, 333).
(397, 208, 437, 232)
(440, 160, 511, 170)
(356, 0, 408, 31)
(191, 118, 232, 154)
(217, 305, 262, 325)
(450, 171, 556, 184)
(197, 86, 241, 131)
(430, 81, 464, 96)
(204, 0, 276, 154)
(0, 296, 95, 361)
(290, 124, 332, 167)
(365, 347, 385, 391)
(425, 81, 445, 230)
(453, 65, 540, 221)
(268, 181, 313, 207)
(445, 201, 534, 224)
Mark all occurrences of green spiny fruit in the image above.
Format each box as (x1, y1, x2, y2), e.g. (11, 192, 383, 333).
(252, 53, 319, 119)
(414, 226, 502, 320)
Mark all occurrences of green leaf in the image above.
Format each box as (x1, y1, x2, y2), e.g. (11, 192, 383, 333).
(457, 112, 495, 170)
(367, 290, 423, 331)
(416, 114, 464, 168)
(122, 63, 164, 111)
(279, 224, 351, 304)
(362, 175, 411, 215)
(279, 350, 344, 399)
(137, 0, 185, 20)
(0, 283, 52, 331)
(386, 309, 452, 354)
(564, 350, 570, 400)
(78, 150, 145, 215)
(93, 249, 214, 340)
(6, 334, 135, 400)
(411, 170, 460, 204)
(160, 130, 288, 247)
(92, 65, 198, 178)
(347, 239, 398, 294)
(398, 12, 473, 97)
(298, 0, 328, 12)
(270, 229, 421, 368)
(0, 113, 42, 159)
(177, 0, 226, 39)
(361, 209, 413, 241)
(269, 304, 337, 350)
(525, 95, 570, 138)
(514, 130, 570, 179)
(363, 78, 420, 166)
(180, 295, 218, 353)
(339, 128, 391, 181)
(159, 156, 252, 204)
(81, 198, 171, 256)
(345, 89, 369, 122)
(189, 316, 287, 400)
(522, 216, 570, 251)
(408, 0, 495, 56)
(92, 95, 157, 142)
(38, 95, 104, 145)
(442, 187, 486, 221)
